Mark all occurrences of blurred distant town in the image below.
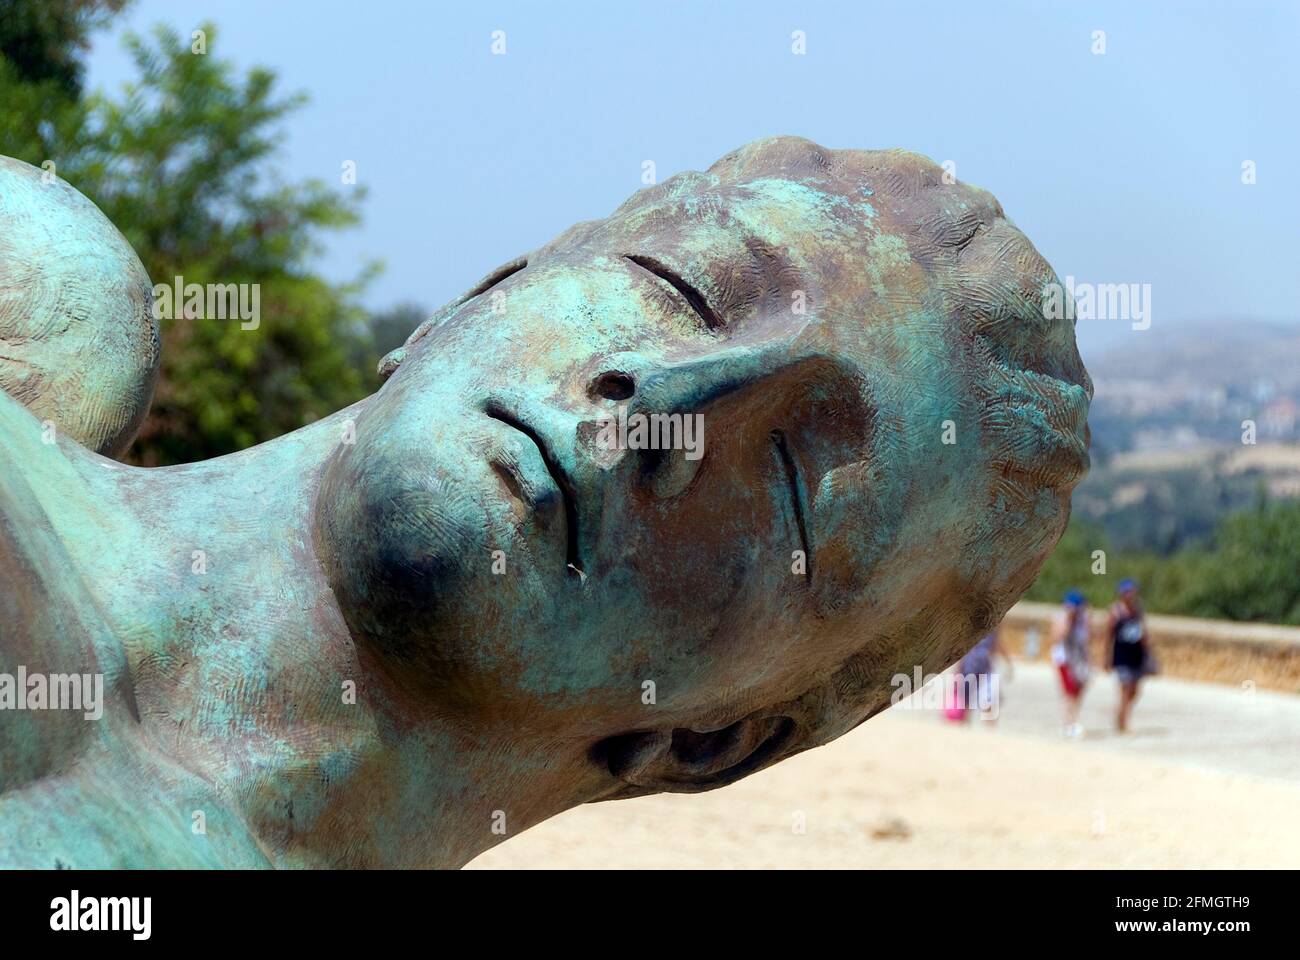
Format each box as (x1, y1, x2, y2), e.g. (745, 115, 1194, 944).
(1079, 319, 1300, 552)
(1024, 319, 1300, 625)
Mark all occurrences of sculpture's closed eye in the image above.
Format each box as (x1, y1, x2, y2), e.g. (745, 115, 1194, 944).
(461, 255, 528, 304)
(625, 254, 724, 332)
(377, 255, 530, 381)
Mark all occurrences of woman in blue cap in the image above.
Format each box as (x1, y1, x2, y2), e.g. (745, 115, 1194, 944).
(1106, 578, 1155, 732)
(1050, 589, 1092, 738)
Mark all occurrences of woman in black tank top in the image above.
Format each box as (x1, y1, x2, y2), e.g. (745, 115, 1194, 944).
(1107, 579, 1152, 732)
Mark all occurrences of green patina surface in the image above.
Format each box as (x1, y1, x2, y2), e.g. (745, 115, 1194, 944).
(0, 138, 1090, 868)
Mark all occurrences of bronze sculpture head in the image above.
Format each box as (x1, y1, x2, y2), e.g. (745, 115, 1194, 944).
(0, 138, 1089, 867)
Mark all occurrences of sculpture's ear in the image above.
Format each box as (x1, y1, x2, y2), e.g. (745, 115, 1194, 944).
(597, 712, 797, 796)
(376, 346, 406, 381)
(377, 313, 443, 382)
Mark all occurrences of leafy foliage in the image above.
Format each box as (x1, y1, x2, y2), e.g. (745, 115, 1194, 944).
(0, 0, 126, 96)
(0, 11, 384, 463)
(1028, 499, 1300, 625)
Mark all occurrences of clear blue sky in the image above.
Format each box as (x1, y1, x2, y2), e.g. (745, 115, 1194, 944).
(87, 1, 1300, 353)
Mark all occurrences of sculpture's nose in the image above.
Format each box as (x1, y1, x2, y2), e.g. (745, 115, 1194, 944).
(482, 404, 566, 519)
(599, 713, 799, 796)
(480, 398, 582, 578)
(480, 343, 871, 589)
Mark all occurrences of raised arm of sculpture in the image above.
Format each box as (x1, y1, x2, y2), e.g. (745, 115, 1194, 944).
(0, 138, 1090, 868)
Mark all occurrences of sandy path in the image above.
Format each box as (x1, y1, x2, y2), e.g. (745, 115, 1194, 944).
(961, 660, 1300, 780)
(468, 663, 1300, 868)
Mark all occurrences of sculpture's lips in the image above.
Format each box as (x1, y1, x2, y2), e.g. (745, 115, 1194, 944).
(976, 342, 1091, 494)
(771, 429, 812, 585)
(599, 715, 798, 796)
(666, 715, 796, 786)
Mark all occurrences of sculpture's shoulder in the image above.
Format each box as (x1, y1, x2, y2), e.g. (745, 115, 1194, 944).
(0, 393, 273, 869)
(0, 394, 92, 645)
(0, 391, 102, 635)
(0, 155, 159, 459)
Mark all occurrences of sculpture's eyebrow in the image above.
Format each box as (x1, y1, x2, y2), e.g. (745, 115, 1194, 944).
(460, 255, 528, 303)
(624, 254, 724, 331)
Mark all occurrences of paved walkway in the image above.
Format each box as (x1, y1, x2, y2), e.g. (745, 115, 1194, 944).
(912, 661, 1300, 782)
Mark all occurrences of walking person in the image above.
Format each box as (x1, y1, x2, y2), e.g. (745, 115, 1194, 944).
(946, 626, 1013, 724)
(1050, 590, 1092, 738)
(1106, 579, 1155, 733)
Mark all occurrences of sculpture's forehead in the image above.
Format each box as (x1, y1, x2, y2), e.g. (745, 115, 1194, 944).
(587, 172, 884, 261)
(525, 171, 922, 344)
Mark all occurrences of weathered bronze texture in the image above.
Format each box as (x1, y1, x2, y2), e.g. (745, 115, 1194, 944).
(0, 138, 1090, 867)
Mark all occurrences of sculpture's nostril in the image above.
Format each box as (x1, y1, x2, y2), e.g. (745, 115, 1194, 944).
(589, 371, 635, 401)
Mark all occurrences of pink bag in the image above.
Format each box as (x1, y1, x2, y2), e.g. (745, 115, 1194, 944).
(943, 675, 968, 722)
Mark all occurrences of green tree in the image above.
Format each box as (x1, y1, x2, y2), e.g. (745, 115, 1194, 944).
(1, 12, 378, 463)
(0, 0, 126, 96)
(1031, 501, 1300, 626)
(0, 0, 126, 163)
(1181, 500, 1300, 624)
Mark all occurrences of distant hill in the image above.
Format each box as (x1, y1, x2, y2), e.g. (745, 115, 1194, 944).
(1084, 318, 1300, 459)
(1075, 319, 1300, 552)
(1087, 319, 1300, 391)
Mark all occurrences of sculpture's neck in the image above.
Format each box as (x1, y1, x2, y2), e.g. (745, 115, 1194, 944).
(43, 404, 591, 867)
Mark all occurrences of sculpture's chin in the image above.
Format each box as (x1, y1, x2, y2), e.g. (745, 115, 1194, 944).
(313, 426, 482, 688)
(312, 401, 582, 713)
